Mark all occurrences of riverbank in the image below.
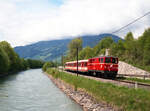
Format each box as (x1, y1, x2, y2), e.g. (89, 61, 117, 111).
(0, 71, 18, 78)
(45, 68, 150, 111)
(46, 73, 115, 111)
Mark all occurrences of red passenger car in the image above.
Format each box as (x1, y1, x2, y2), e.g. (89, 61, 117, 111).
(65, 56, 118, 78)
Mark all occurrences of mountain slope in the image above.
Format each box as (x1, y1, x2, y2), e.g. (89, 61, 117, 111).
(14, 33, 121, 61)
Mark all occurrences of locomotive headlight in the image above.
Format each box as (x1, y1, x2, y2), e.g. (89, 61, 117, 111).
(100, 65, 102, 68)
(110, 64, 113, 67)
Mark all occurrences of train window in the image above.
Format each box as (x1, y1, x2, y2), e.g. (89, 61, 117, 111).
(100, 58, 104, 63)
(112, 58, 117, 64)
(92, 59, 96, 62)
(105, 58, 111, 63)
(84, 63, 87, 66)
(79, 63, 81, 66)
(90, 59, 93, 62)
(75, 63, 77, 66)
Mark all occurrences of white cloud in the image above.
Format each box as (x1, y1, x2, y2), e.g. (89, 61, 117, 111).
(0, 0, 150, 47)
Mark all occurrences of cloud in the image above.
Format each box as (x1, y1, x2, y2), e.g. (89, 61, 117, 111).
(0, 0, 150, 47)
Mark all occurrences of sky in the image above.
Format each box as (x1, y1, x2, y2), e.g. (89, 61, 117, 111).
(0, 0, 150, 47)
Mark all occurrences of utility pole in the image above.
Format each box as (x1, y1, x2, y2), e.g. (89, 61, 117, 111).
(77, 47, 78, 76)
(55, 59, 57, 69)
(61, 54, 64, 71)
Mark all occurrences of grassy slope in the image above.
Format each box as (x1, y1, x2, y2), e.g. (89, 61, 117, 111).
(46, 68, 150, 111)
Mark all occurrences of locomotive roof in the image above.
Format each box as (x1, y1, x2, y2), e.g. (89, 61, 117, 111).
(90, 56, 118, 59)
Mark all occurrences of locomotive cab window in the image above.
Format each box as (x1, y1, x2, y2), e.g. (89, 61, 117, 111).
(89, 59, 92, 63)
(112, 58, 117, 64)
(105, 58, 111, 63)
(100, 58, 104, 63)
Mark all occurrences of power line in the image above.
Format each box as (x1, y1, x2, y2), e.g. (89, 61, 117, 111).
(112, 11, 150, 34)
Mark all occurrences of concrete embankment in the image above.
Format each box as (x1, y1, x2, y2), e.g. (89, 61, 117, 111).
(46, 73, 115, 111)
(118, 61, 150, 75)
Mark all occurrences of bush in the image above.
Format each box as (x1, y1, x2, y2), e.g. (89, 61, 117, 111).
(42, 62, 53, 71)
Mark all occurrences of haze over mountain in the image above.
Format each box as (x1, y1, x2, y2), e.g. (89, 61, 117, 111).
(14, 33, 121, 61)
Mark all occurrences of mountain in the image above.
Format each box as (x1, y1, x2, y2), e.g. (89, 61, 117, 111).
(14, 33, 122, 61)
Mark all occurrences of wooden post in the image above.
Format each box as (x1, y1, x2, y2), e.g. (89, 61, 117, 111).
(135, 82, 138, 89)
(143, 75, 145, 80)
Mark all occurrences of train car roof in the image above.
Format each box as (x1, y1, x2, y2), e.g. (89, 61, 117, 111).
(66, 61, 76, 64)
(65, 59, 88, 64)
(79, 60, 88, 62)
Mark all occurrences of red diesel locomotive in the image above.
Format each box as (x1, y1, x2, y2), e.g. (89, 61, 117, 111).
(65, 56, 118, 78)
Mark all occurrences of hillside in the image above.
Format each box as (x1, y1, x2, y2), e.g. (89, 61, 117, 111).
(14, 33, 121, 61)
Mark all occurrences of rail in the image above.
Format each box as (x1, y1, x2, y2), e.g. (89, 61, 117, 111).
(115, 79, 150, 90)
(117, 74, 150, 80)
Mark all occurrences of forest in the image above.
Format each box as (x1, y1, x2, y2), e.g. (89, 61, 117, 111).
(0, 41, 44, 75)
(64, 27, 150, 72)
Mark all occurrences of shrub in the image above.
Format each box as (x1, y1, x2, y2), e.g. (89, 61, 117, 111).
(42, 62, 53, 71)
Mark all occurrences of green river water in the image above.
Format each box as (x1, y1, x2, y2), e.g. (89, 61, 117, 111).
(0, 69, 82, 111)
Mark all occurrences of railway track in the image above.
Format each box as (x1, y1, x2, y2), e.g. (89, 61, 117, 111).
(117, 74, 150, 79)
(115, 79, 150, 90)
(62, 70, 150, 90)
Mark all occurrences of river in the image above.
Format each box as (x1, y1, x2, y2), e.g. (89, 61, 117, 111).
(0, 69, 83, 111)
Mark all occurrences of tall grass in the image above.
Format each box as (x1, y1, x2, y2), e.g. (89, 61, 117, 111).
(46, 68, 150, 111)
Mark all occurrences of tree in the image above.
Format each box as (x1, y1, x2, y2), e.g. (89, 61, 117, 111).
(27, 59, 44, 69)
(140, 28, 150, 65)
(110, 40, 125, 59)
(143, 38, 150, 65)
(123, 32, 137, 62)
(68, 38, 82, 60)
(93, 37, 114, 56)
(42, 62, 54, 71)
(0, 47, 10, 74)
(79, 46, 94, 60)
(0, 41, 44, 74)
(0, 41, 19, 72)
(124, 32, 134, 41)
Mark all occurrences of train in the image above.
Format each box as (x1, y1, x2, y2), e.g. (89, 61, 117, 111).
(64, 56, 118, 78)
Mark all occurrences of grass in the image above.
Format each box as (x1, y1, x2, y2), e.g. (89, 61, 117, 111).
(118, 77, 150, 85)
(46, 68, 150, 111)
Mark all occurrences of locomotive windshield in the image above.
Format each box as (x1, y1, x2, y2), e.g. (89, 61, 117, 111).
(105, 58, 111, 63)
(112, 58, 118, 64)
(105, 57, 118, 64)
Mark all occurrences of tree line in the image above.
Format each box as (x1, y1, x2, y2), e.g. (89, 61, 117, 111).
(110, 28, 150, 71)
(63, 27, 150, 72)
(0, 41, 44, 75)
